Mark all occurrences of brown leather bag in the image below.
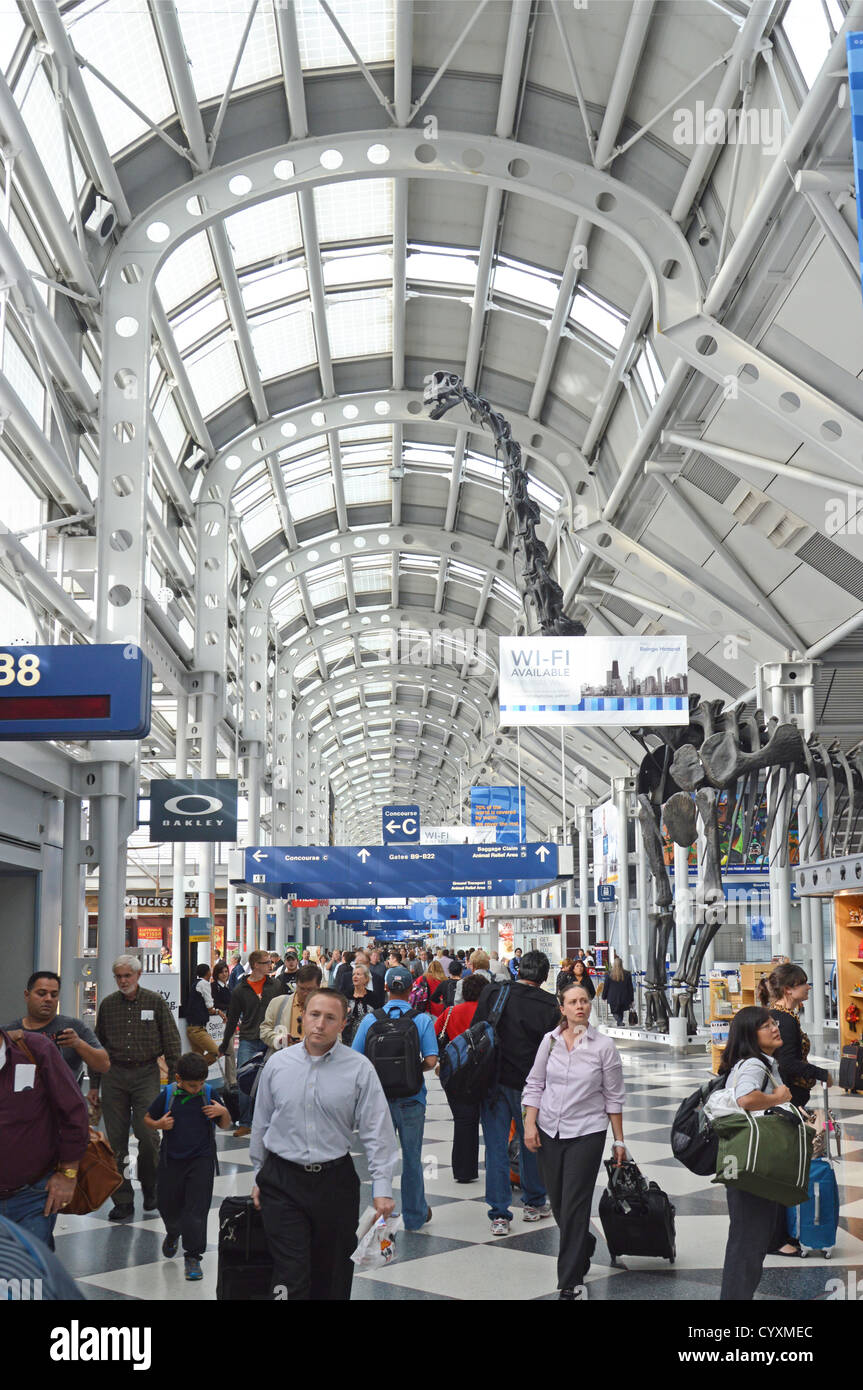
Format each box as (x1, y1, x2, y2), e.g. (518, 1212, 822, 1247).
(65, 1127, 123, 1215)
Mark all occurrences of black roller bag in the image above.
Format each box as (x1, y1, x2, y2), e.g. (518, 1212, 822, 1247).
(216, 1195, 273, 1300)
(598, 1158, 676, 1265)
(839, 1043, 863, 1094)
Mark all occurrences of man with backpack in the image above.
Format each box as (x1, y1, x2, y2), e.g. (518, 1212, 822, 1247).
(473, 950, 560, 1235)
(351, 966, 439, 1230)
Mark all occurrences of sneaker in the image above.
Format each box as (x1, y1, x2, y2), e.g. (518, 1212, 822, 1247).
(107, 1203, 134, 1223)
(162, 1233, 179, 1258)
(425, 1206, 433, 1224)
(491, 1217, 510, 1236)
(522, 1203, 552, 1222)
(184, 1256, 203, 1281)
(559, 1285, 588, 1301)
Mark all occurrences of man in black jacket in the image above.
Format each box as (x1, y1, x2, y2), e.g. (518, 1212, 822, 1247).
(474, 950, 560, 1236)
(219, 951, 285, 1130)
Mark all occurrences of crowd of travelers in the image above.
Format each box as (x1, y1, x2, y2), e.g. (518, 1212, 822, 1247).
(0, 941, 833, 1303)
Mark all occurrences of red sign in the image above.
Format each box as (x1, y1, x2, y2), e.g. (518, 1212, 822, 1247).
(137, 923, 163, 946)
(289, 899, 328, 908)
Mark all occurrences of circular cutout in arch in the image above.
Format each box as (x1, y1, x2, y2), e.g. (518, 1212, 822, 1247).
(146, 221, 171, 244)
(115, 316, 139, 339)
(229, 174, 252, 196)
(366, 143, 390, 165)
(224, 455, 243, 471)
(120, 263, 143, 285)
(414, 144, 436, 164)
(108, 584, 132, 607)
(274, 159, 295, 181)
(320, 149, 343, 170)
(281, 421, 298, 437)
(109, 530, 134, 552)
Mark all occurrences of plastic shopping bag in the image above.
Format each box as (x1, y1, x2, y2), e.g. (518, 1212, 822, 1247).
(351, 1205, 403, 1271)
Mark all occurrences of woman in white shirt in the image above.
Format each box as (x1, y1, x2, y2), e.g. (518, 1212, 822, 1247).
(708, 1006, 794, 1300)
(522, 983, 626, 1301)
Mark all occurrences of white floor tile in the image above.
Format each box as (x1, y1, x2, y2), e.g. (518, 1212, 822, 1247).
(356, 1241, 560, 1299)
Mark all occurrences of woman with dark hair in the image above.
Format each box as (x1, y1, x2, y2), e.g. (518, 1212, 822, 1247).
(556, 958, 574, 992)
(523, 983, 626, 1300)
(759, 963, 832, 1108)
(602, 955, 632, 1025)
(434, 972, 487, 1182)
(569, 958, 595, 1000)
(707, 1006, 796, 1298)
(211, 960, 236, 1086)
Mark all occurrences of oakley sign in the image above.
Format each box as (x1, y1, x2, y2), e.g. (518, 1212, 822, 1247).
(149, 778, 238, 842)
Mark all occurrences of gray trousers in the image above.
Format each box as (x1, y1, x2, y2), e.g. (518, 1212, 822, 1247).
(537, 1128, 606, 1290)
(720, 1187, 783, 1300)
(100, 1062, 161, 1204)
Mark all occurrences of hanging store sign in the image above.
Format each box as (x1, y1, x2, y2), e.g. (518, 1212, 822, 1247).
(149, 778, 238, 841)
(470, 785, 526, 843)
(498, 636, 688, 726)
(592, 800, 619, 888)
(0, 644, 152, 740)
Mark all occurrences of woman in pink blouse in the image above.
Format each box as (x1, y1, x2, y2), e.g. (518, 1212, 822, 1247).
(522, 983, 627, 1301)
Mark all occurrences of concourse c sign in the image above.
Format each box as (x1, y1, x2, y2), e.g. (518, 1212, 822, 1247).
(149, 778, 238, 842)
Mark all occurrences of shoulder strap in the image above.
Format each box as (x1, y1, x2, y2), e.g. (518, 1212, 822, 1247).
(164, 1082, 176, 1113)
(10, 1033, 40, 1069)
(490, 983, 510, 1025)
(204, 1083, 212, 1104)
(279, 995, 292, 1028)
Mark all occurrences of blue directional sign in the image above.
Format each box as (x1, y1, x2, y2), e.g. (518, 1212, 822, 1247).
(234, 841, 560, 899)
(597, 884, 616, 903)
(382, 803, 420, 844)
(0, 644, 151, 740)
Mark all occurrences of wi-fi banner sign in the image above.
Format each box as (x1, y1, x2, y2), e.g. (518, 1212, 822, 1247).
(849, 33, 863, 296)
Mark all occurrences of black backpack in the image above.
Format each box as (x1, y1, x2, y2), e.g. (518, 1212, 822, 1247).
(438, 983, 510, 1103)
(669, 1074, 727, 1174)
(365, 1007, 425, 1099)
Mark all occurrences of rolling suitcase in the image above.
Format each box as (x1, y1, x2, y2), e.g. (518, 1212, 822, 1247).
(598, 1158, 676, 1265)
(216, 1195, 273, 1300)
(787, 1084, 839, 1258)
(838, 1043, 862, 1094)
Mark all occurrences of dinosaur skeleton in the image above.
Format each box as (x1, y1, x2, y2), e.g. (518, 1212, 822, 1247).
(635, 699, 863, 1032)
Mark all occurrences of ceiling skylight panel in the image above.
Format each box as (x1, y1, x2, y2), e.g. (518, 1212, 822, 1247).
(782, 0, 843, 87)
(327, 289, 392, 359)
(9, 214, 48, 304)
(323, 250, 392, 289)
(296, 0, 394, 70)
(175, 0, 279, 103)
(492, 577, 519, 606)
(351, 563, 389, 593)
(307, 571, 346, 609)
(407, 249, 477, 288)
(156, 233, 217, 313)
(66, 0, 175, 156)
(251, 306, 316, 379)
(3, 334, 44, 425)
(17, 63, 86, 220)
(527, 477, 561, 512)
(288, 475, 335, 521)
(171, 292, 229, 353)
(242, 260, 308, 312)
(234, 463, 271, 510)
(314, 180, 392, 244)
(242, 503, 280, 550)
(184, 334, 245, 417)
(154, 392, 187, 461)
(344, 469, 390, 507)
(492, 258, 559, 312)
(225, 194, 301, 269)
(568, 289, 626, 349)
(0, 3, 23, 75)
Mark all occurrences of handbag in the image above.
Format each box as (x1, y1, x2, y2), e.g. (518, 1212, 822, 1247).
(627, 1010, 638, 1026)
(65, 1127, 123, 1215)
(711, 1104, 812, 1206)
(438, 1007, 455, 1047)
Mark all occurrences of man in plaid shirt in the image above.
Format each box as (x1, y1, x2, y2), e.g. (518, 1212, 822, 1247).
(90, 954, 181, 1222)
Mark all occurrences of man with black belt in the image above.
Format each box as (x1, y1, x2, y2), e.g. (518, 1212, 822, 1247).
(91, 954, 181, 1222)
(251, 986, 398, 1301)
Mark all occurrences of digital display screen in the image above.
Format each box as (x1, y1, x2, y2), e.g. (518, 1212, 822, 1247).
(0, 694, 111, 720)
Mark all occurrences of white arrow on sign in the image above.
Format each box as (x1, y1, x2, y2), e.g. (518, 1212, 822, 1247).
(252, 849, 267, 862)
(357, 848, 371, 862)
(385, 820, 400, 834)
(535, 845, 551, 862)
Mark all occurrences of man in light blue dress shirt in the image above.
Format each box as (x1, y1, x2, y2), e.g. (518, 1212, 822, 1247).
(251, 987, 398, 1301)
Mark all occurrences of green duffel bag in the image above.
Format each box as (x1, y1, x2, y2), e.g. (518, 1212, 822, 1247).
(711, 1106, 813, 1206)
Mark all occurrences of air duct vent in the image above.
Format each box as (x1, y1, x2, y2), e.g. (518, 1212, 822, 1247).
(689, 651, 746, 697)
(682, 453, 737, 503)
(796, 534, 863, 602)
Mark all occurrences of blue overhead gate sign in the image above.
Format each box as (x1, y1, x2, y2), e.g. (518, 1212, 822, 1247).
(232, 842, 561, 899)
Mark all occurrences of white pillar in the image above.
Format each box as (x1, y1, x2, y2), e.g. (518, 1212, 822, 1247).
(613, 778, 631, 968)
(673, 842, 691, 967)
(577, 804, 590, 949)
(172, 691, 189, 964)
(60, 795, 85, 1016)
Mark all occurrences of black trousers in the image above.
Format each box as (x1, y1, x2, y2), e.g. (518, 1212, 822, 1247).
(257, 1153, 359, 1301)
(537, 1128, 606, 1290)
(157, 1153, 215, 1259)
(720, 1187, 784, 1300)
(445, 1091, 480, 1181)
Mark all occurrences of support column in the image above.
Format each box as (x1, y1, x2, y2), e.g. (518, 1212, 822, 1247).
(674, 842, 691, 967)
(577, 804, 590, 950)
(245, 740, 264, 950)
(613, 778, 631, 968)
(194, 672, 218, 965)
(275, 900, 287, 955)
(172, 691, 189, 967)
(60, 794, 85, 1016)
(636, 817, 649, 982)
(762, 665, 794, 962)
(800, 674, 825, 1031)
(95, 771, 125, 1011)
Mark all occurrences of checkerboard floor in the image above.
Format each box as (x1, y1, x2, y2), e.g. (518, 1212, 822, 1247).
(52, 1045, 862, 1301)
